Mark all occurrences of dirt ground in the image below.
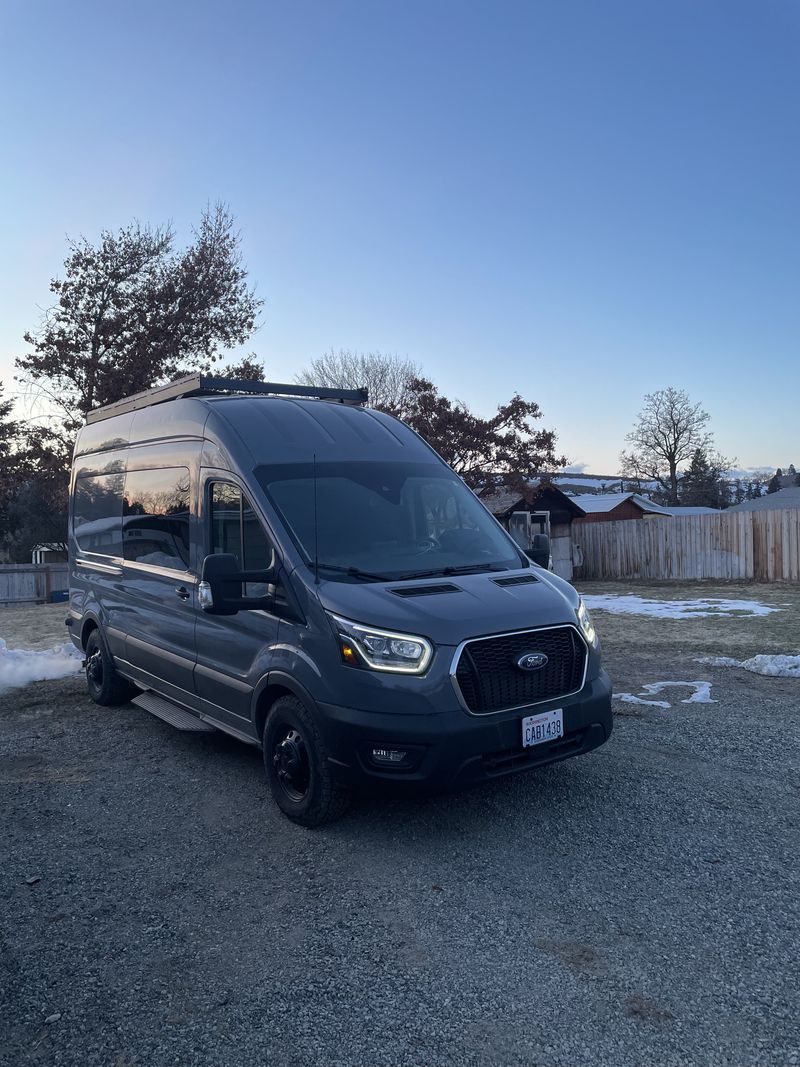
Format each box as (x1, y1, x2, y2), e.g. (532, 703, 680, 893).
(2, 583, 799, 1066)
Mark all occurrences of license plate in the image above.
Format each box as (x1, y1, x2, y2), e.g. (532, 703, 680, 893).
(521, 708, 563, 748)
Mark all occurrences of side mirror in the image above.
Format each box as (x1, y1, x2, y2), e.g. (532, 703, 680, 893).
(527, 533, 551, 569)
(199, 553, 275, 615)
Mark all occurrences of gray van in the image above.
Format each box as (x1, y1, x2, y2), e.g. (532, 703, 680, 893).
(68, 375, 612, 825)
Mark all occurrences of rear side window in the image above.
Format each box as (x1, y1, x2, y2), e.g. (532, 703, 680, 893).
(210, 482, 273, 594)
(74, 473, 125, 556)
(123, 468, 191, 568)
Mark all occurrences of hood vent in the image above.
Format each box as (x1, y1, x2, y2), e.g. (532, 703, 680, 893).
(391, 583, 462, 598)
(492, 574, 538, 587)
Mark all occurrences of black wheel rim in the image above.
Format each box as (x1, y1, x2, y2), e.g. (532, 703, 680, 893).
(272, 726, 311, 803)
(86, 648, 103, 691)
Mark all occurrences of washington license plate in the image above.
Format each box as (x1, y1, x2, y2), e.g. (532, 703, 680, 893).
(521, 708, 563, 748)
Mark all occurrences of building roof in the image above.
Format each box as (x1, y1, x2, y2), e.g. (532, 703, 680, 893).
(569, 492, 671, 516)
(660, 506, 721, 516)
(479, 482, 586, 518)
(479, 489, 526, 516)
(727, 486, 800, 512)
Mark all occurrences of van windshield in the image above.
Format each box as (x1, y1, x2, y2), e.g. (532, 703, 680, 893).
(256, 461, 524, 580)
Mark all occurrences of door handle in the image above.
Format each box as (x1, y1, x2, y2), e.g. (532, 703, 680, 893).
(175, 586, 191, 600)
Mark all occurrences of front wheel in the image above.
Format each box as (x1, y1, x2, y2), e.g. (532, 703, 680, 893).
(263, 696, 350, 827)
(84, 629, 135, 706)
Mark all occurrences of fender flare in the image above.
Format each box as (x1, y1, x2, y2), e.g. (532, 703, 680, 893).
(251, 670, 322, 728)
(78, 608, 103, 650)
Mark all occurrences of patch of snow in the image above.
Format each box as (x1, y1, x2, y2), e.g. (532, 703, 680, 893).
(582, 594, 779, 620)
(616, 692, 671, 709)
(699, 654, 800, 679)
(614, 680, 716, 708)
(0, 638, 82, 692)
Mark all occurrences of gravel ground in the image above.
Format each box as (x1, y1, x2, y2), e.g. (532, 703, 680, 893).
(2, 588, 799, 1066)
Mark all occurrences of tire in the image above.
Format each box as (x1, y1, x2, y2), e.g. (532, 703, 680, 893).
(84, 629, 135, 706)
(263, 695, 350, 827)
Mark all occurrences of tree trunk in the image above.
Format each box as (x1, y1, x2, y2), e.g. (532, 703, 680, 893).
(668, 460, 679, 505)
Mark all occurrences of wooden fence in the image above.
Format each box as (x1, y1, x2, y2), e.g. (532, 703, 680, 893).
(573, 508, 800, 582)
(0, 564, 70, 606)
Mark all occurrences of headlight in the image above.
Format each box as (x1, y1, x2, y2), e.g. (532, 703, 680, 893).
(330, 613, 433, 674)
(576, 599, 598, 647)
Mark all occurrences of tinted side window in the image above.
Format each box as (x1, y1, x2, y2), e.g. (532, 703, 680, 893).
(242, 497, 272, 571)
(73, 473, 124, 556)
(123, 468, 191, 568)
(211, 483, 273, 595)
(210, 482, 242, 561)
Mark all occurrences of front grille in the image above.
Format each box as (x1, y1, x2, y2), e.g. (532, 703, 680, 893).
(453, 626, 586, 714)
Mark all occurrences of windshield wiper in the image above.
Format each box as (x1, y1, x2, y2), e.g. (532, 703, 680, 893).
(313, 562, 391, 582)
(393, 562, 509, 581)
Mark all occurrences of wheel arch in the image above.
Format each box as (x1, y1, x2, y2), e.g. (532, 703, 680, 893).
(80, 613, 101, 650)
(253, 671, 320, 743)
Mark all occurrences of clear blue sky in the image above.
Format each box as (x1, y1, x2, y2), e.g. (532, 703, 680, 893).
(1, 0, 797, 473)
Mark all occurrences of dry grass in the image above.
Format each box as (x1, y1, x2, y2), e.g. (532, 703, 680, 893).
(578, 580, 800, 661)
(0, 603, 71, 650)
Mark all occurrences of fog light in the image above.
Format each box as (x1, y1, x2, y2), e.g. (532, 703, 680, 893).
(371, 747, 407, 764)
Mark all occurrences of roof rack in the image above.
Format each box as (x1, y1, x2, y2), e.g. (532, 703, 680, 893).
(85, 374, 369, 425)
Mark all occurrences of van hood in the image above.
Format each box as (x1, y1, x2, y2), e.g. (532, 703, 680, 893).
(311, 568, 580, 645)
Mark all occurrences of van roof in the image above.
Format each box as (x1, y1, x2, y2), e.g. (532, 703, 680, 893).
(74, 380, 435, 468)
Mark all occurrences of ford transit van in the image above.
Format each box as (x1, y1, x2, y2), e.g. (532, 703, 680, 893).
(68, 375, 612, 825)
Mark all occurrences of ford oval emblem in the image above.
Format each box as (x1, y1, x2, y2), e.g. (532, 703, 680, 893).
(516, 651, 549, 671)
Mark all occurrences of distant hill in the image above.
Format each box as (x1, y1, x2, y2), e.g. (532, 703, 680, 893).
(551, 473, 657, 495)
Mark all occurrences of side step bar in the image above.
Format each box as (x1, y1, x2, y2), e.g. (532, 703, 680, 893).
(131, 691, 216, 733)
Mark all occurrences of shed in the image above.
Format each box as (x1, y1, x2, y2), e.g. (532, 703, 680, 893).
(31, 543, 68, 564)
(480, 483, 584, 530)
(479, 482, 586, 581)
(570, 492, 671, 524)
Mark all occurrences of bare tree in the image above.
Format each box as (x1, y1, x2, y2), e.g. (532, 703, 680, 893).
(620, 387, 719, 505)
(295, 350, 420, 415)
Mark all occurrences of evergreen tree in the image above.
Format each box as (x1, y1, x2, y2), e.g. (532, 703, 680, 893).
(678, 448, 729, 509)
(767, 470, 782, 494)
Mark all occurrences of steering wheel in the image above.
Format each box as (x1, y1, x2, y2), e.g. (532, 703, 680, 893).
(412, 537, 440, 555)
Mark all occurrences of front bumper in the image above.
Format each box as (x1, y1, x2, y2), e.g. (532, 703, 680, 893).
(316, 669, 613, 791)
